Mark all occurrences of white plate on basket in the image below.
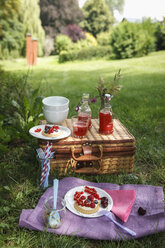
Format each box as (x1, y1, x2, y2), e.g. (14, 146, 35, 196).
(64, 186, 113, 218)
(29, 124, 71, 140)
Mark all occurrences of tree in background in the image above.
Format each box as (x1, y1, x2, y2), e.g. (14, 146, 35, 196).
(80, 0, 114, 37)
(21, 0, 45, 56)
(0, 0, 20, 21)
(0, 0, 45, 59)
(154, 18, 165, 51)
(0, 0, 24, 59)
(40, 0, 83, 39)
(40, 0, 83, 55)
(62, 24, 85, 42)
(105, 0, 124, 14)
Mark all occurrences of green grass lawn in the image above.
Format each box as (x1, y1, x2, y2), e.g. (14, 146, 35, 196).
(0, 51, 165, 247)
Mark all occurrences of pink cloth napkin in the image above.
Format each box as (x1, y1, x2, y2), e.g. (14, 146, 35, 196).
(104, 189, 136, 222)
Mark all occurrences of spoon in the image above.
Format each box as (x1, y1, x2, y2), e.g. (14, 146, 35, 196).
(48, 179, 60, 228)
(100, 210, 136, 237)
(53, 179, 58, 209)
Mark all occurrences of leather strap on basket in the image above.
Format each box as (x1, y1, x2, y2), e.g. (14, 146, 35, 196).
(70, 144, 103, 174)
(82, 144, 92, 155)
(71, 143, 103, 162)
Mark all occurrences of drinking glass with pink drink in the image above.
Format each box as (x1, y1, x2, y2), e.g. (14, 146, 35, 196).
(78, 112, 91, 129)
(72, 116, 89, 138)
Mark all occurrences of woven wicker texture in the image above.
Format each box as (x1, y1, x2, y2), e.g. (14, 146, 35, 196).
(39, 119, 135, 175)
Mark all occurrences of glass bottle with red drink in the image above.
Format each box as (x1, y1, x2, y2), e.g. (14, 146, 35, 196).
(78, 93, 92, 129)
(99, 93, 113, 135)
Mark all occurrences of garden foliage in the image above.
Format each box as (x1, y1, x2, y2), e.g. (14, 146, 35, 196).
(40, 0, 83, 40)
(0, 69, 43, 151)
(56, 17, 165, 63)
(81, 0, 114, 37)
(59, 46, 112, 63)
(110, 19, 156, 59)
(0, 0, 45, 59)
(21, 0, 45, 56)
(72, 32, 98, 49)
(155, 18, 165, 50)
(55, 32, 98, 56)
(85, 32, 98, 46)
(62, 24, 85, 43)
(97, 31, 111, 46)
(55, 35, 73, 54)
(0, 0, 164, 61)
(0, 0, 24, 59)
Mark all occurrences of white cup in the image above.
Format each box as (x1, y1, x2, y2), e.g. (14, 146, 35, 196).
(42, 96, 69, 111)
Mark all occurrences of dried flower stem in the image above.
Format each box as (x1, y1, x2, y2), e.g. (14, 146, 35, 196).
(97, 69, 122, 108)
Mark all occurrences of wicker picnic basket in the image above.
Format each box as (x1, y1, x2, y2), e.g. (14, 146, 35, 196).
(38, 119, 136, 175)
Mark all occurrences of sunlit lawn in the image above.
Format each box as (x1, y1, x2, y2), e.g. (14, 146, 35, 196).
(0, 51, 165, 247)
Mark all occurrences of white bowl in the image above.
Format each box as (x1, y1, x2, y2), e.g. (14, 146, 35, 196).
(42, 96, 69, 111)
(43, 108, 69, 124)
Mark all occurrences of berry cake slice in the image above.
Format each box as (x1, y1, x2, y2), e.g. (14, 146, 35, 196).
(42, 125, 63, 137)
(73, 186, 101, 214)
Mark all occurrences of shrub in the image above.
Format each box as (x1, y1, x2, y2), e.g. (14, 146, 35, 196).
(155, 21, 165, 50)
(85, 32, 97, 46)
(69, 32, 97, 51)
(71, 39, 87, 50)
(58, 45, 112, 62)
(58, 50, 77, 63)
(0, 70, 43, 148)
(62, 24, 85, 42)
(110, 21, 156, 59)
(76, 46, 97, 59)
(135, 30, 155, 57)
(95, 45, 112, 57)
(140, 18, 165, 51)
(55, 34, 73, 54)
(97, 31, 111, 46)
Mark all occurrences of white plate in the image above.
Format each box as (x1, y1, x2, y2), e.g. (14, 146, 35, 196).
(64, 186, 113, 218)
(29, 124, 71, 140)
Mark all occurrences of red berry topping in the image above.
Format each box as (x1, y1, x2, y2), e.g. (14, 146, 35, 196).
(90, 202, 95, 208)
(53, 125, 59, 130)
(48, 128, 52, 134)
(88, 195, 94, 201)
(80, 196, 86, 200)
(74, 186, 101, 209)
(35, 128, 41, 133)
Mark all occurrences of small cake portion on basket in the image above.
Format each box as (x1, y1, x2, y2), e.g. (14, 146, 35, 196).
(73, 186, 101, 214)
(42, 125, 63, 138)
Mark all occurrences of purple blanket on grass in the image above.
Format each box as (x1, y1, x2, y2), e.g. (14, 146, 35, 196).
(19, 177, 165, 240)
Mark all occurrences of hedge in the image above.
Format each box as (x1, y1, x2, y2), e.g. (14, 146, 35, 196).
(59, 45, 112, 63)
